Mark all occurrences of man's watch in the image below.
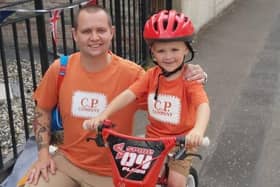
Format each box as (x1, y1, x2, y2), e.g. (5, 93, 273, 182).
(203, 72, 208, 85)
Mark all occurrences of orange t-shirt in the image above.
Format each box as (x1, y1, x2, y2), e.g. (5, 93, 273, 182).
(130, 66, 209, 138)
(33, 52, 145, 176)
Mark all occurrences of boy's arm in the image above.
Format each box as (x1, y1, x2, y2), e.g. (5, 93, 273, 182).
(186, 103, 210, 147)
(83, 89, 136, 130)
(102, 89, 136, 118)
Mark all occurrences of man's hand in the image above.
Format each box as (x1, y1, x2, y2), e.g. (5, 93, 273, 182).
(26, 154, 56, 185)
(185, 64, 208, 84)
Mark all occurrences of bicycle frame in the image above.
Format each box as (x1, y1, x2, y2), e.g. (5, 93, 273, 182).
(86, 121, 186, 187)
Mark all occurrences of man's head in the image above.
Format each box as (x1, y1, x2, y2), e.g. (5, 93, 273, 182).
(72, 5, 115, 58)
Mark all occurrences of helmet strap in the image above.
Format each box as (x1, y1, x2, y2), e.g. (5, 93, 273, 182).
(153, 57, 185, 100)
(185, 42, 195, 62)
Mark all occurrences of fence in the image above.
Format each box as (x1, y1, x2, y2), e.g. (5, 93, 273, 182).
(0, 0, 172, 182)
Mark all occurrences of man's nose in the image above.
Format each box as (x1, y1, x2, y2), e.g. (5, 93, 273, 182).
(90, 31, 99, 40)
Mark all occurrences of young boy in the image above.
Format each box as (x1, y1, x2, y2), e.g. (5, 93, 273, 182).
(83, 9, 210, 187)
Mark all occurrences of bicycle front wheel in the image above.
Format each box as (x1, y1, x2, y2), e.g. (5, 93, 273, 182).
(186, 167, 198, 187)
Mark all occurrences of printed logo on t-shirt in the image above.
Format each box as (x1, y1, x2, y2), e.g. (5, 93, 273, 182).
(71, 91, 107, 118)
(148, 93, 181, 124)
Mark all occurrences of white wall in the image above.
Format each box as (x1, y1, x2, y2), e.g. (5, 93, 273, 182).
(173, 0, 235, 32)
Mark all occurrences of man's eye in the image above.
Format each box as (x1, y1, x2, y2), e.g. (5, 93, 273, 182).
(82, 30, 91, 34)
(97, 29, 106, 33)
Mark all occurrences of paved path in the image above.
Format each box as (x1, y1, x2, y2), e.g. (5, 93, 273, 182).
(190, 0, 280, 186)
(135, 0, 280, 186)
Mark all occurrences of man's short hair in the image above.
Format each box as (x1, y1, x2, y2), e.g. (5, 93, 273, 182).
(74, 4, 112, 29)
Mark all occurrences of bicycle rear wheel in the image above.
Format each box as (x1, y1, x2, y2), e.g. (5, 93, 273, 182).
(186, 166, 198, 187)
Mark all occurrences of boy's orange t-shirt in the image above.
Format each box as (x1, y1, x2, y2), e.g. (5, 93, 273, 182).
(130, 66, 209, 138)
(33, 52, 145, 176)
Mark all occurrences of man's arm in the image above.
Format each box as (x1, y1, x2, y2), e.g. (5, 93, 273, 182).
(27, 106, 56, 185)
(34, 107, 51, 152)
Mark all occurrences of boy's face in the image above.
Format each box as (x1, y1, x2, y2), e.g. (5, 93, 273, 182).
(72, 10, 115, 58)
(151, 41, 189, 72)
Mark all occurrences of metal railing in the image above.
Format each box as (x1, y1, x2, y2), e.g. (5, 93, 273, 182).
(0, 0, 172, 181)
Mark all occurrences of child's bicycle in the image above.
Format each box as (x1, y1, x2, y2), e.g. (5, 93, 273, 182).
(85, 120, 209, 187)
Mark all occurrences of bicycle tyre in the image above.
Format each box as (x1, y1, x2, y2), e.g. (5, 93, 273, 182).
(186, 166, 198, 187)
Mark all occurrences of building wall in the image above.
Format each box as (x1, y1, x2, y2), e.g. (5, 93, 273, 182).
(173, 0, 235, 32)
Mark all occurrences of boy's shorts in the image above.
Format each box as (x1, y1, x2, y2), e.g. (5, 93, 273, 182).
(168, 148, 196, 176)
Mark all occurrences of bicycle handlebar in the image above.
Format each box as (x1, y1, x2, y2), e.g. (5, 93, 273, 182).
(84, 120, 210, 187)
(84, 120, 210, 148)
(201, 137, 210, 147)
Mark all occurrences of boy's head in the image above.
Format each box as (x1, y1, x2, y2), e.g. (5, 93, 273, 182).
(144, 10, 195, 64)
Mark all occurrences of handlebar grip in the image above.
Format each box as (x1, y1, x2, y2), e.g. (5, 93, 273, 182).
(202, 137, 210, 147)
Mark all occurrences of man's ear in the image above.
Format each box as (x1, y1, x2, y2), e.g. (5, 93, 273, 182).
(72, 28, 77, 42)
(111, 26, 116, 38)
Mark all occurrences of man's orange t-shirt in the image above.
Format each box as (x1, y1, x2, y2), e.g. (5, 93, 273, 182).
(33, 52, 145, 176)
(130, 66, 209, 138)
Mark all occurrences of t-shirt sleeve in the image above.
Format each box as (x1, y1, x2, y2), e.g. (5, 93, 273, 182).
(33, 60, 60, 110)
(130, 71, 149, 110)
(185, 81, 209, 108)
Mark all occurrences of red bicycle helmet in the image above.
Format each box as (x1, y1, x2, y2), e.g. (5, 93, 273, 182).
(143, 10, 195, 43)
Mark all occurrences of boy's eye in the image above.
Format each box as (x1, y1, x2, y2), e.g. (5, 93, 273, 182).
(171, 48, 179, 52)
(156, 49, 165, 53)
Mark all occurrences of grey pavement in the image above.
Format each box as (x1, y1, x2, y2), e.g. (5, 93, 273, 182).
(135, 0, 280, 186)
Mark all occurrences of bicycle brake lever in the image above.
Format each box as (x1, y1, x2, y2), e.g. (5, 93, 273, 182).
(173, 148, 187, 160)
(86, 134, 105, 147)
(173, 147, 203, 160)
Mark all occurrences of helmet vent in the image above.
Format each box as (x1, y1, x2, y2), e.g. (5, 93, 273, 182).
(172, 21, 178, 31)
(163, 20, 168, 30)
(153, 22, 158, 31)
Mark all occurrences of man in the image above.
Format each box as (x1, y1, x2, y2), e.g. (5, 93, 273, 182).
(26, 5, 207, 187)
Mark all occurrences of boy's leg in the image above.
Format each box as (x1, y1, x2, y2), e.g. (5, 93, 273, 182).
(167, 149, 195, 187)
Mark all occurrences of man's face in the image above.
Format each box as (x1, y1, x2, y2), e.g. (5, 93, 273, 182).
(73, 10, 114, 58)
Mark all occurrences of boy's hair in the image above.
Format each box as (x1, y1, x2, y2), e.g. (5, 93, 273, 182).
(73, 4, 112, 29)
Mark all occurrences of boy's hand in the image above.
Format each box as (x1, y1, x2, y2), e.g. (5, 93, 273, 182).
(83, 116, 105, 130)
(185, 128, 204, 148)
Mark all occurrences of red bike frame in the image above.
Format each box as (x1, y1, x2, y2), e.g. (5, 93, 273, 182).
(87, 121, 186, 187)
